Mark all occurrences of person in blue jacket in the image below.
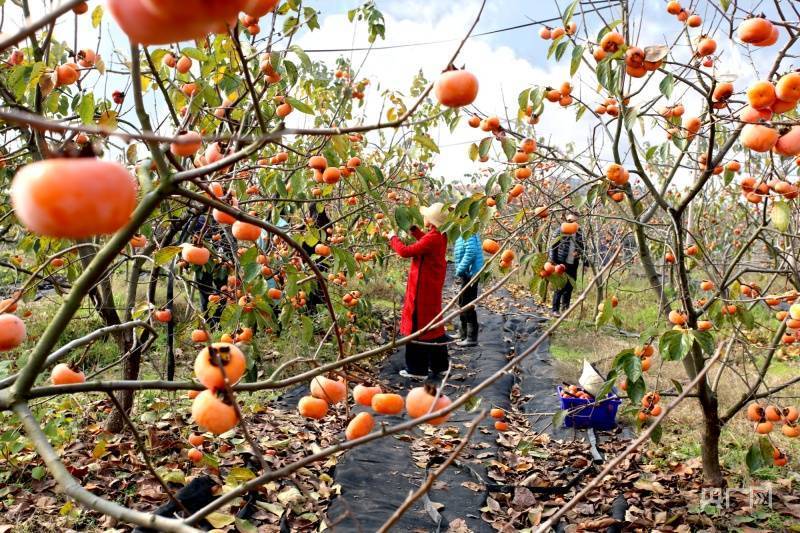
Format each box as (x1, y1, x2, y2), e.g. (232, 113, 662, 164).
(453, 232, 483, 346)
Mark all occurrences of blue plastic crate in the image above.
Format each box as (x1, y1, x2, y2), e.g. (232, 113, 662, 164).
(557, 386, 621, 430)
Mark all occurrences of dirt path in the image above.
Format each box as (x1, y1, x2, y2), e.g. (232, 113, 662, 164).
(324, 290, 566, 532)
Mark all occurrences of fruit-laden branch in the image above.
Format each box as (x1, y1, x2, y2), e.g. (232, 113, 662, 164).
(720, 321, 787, 424)
(0, 319, 152, 391)
(0, 0, 88, 52)
(23, 264, 520, 399)
(5, 183, 172, 403)
(0, 0, 487, 165)
(177, 187, 347, 358)
(182, 247, 621, 524)
(376, 409, 487, 533)
(535, 337, 731, 533)
(12, 402, 200, 533)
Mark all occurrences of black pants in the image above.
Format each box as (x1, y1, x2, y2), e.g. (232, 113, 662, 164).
(458, 277, 479, 333)
(405, 336, 449, 376)
(552, 261, 580, 312)
(196, 269, 226, 327)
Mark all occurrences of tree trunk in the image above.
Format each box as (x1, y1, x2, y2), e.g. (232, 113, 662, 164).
(683, 347, 724, 485)
(105, 342, 143, 432)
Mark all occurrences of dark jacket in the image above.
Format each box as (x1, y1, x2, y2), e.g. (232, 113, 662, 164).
(390, 227, 447, 340)
(549, 229, 584, 265)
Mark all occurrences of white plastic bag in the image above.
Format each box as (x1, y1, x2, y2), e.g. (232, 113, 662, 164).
(579, 359, 605, 397)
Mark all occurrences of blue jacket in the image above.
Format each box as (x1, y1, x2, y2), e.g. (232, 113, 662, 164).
(453, 235, 484, 278)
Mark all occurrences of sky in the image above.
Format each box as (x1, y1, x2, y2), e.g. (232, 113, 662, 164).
(7, 1, 791, 184)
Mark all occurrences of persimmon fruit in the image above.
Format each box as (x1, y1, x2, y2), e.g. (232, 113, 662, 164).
(231, 221, 261, 241)
(434, 70, 479, 108)
(299, 395, 328, 419)
(741, 124, 779, 152)
(310, 376, 347, 404)
(371, 393, 404, 415)
(405, 383, 452, 425)
(188, 448, 203, 462)
(737, 17, 774, 44)
(482, 239, 500, 254)
(194, 343, 246, 388)
(191, 389, 239, 435)
(353, 384, 382, 407)
(345, 412, 374, 440)
(50, 363, 85, 385)
(182, 244, 210, 265)
(11, 159, 137, 239)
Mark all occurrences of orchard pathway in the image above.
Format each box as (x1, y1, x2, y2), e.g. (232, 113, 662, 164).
(321, 287, 575, 532)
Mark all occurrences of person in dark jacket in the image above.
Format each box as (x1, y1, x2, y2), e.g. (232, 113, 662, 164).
(387, 203, 449, 379)
(452, 233, 483, 346)
(549, 214, 585, 315)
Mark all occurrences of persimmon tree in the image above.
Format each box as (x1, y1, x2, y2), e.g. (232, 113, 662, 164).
(480, 0, 800, 487)
(0, 0, 605, 530)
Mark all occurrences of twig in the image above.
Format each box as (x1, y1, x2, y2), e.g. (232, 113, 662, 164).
(376, 409, 487, 533)
(106, 392, 188, 515)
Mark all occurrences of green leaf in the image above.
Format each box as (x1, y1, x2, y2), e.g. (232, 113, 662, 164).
(31, 466, 46, 480)
(285, 96, 314, 115)
(154, 246, 182, 266)
(91, 5, 103, 28)
(77, 93, 94, 125)
(671, 379, 684, 394)
(478, 137, 493, 158)
(595, 298, 613, 328)
(770, 200, 790, 232)
(500, 137, 516, 161)
(659, 73, 674, 98)
(180, 47, 208, 62)
(570, 44, 584, 76)
(627, 377, 646, 406)
(463, 396, 482, 412)
(394, 206, 410, 230)
(719, 0, 730, 11)
(737, 306, 755, 329)
(554, 40, 569, 61)
(206, 512, 236, 529)
(659, 329, 692, 361)
(517, 88, 530, 110)
(414, 133, 439, 153)
(723, 168, 735, 186)
(562, 0, 579, 24)
(650, 423, 663, 444)
(468, 143, 479, 161)
(623, 107, 639, 132)
(746, 441, 769, 473)
(289, 44, 311, 70)
(226, 467, 256, 485)
(692, 330, 715, 355)
(552, 409, 568, 428)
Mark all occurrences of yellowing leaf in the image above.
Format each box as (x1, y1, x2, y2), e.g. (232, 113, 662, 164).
(771, 201, 790, 232)
(91, 5, 103, 28)
(92, 439, 108, 459)
(205, 512, 236, 529)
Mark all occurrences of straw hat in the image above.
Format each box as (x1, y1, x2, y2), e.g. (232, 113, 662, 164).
(420, 202, 447, 228)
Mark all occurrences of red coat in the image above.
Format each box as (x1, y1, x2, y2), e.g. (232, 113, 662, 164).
(390, 227, 447, 340)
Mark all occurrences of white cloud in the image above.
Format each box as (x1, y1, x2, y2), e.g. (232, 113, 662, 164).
(295, 1, 578, 182)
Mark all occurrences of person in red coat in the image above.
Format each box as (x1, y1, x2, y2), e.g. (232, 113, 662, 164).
(387, 203, 449, 379)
